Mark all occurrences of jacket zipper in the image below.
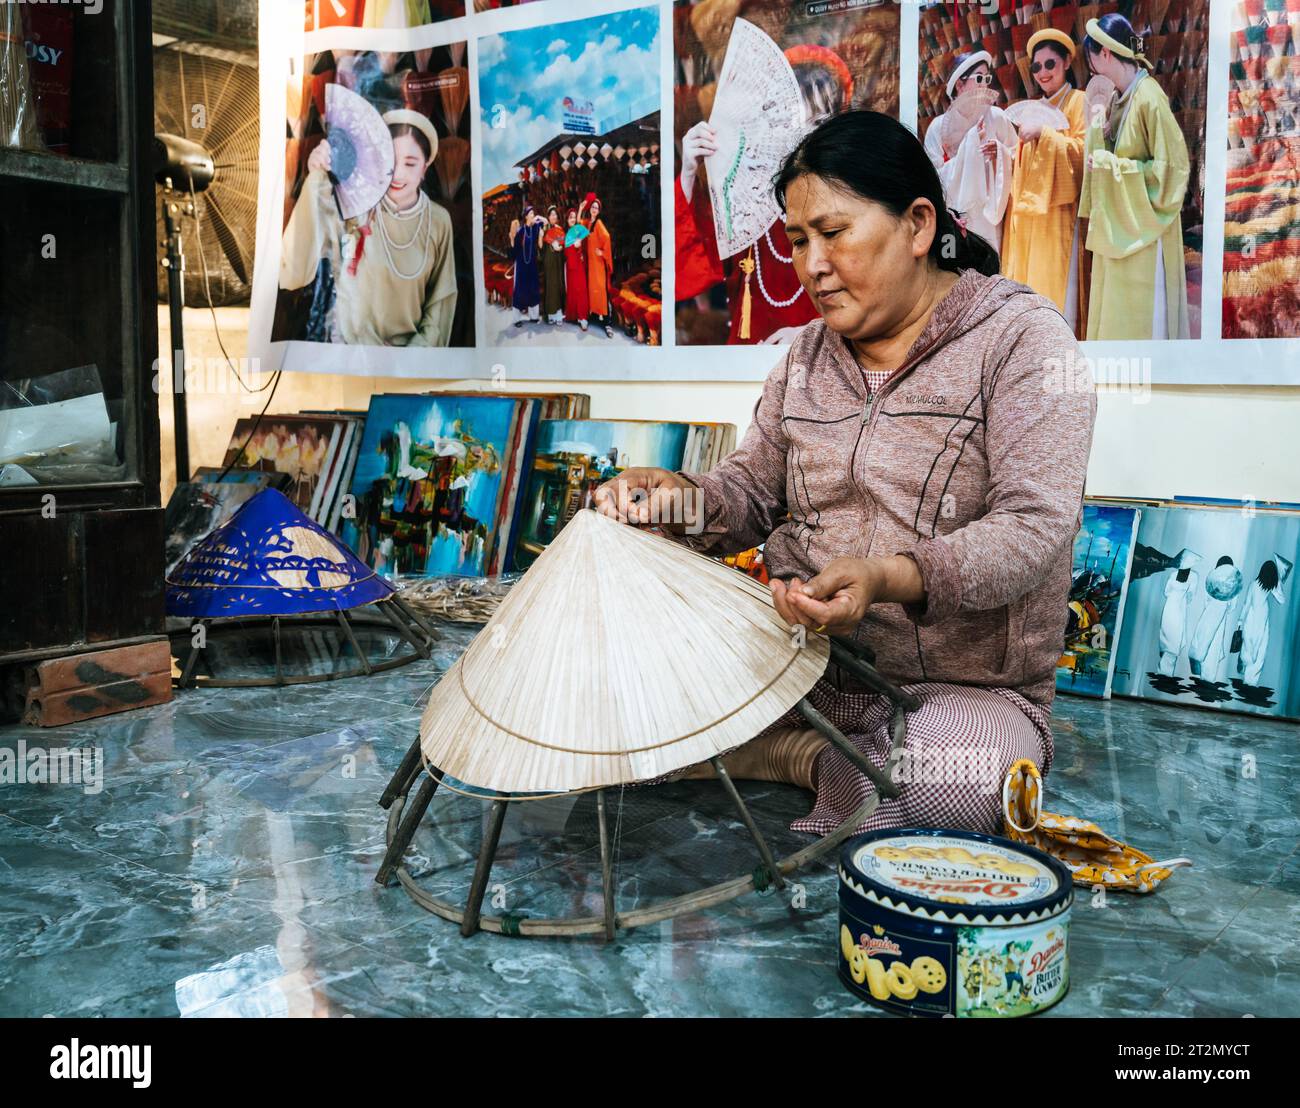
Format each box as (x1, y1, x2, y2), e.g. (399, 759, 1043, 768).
(846, 281, 997, 554)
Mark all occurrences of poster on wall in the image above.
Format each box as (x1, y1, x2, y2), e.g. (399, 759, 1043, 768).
(917, 1, 1208, 343)
(303, 1, 463, 30)
(1222, 0, 1300, 338)
(478, 4, 663, 347)
(249, 0, 1300, 383)
(273, 20, 474, 351)
(673, 0, 901, 346)
(1111, 505, 1300, 721)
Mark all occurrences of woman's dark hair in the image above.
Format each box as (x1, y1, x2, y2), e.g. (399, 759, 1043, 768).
(1085, 13, 1141, 60)
(772, 110, 1000, 277)
(1033, 40, 1071, 67)
(388, 122, 432, 161)
(1216, 555, 1235, 568)
(1257, 560, 1280, 590)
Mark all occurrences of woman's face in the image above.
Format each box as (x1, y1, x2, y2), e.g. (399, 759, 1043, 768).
(783, 173, 935, 342)
(590, 200, 601, 220)
(388, 133, 430, 209)
(1032, 46, 1067, 96)
(567, 211, 577, 227)
(548, 208, 559, 225)
(1086, 43, 1127, 86)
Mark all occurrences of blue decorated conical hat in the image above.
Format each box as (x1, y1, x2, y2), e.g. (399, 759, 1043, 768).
(166, 488, 394, 618)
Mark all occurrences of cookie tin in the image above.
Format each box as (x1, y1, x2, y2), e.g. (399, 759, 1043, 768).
(838, 828, 1073, 1018)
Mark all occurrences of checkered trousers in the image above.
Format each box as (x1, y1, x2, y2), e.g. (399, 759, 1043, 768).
(757, 676, 1055, 838)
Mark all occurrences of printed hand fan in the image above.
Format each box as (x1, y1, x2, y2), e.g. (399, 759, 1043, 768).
(1004, 99, 1070, 133)
(417, 508, 830, 796)
(704, 18, 807, 259)
(1084, 74, 1116, 129)
(324, 83, 395, 220)
(940, 85, 997, 154)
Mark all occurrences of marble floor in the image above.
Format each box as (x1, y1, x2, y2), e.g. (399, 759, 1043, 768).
(0, 618, 1296, 1018)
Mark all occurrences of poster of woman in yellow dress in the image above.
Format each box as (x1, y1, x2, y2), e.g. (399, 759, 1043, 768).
(917, 2, 1208, 342)
(1001, 29, 1087, 337)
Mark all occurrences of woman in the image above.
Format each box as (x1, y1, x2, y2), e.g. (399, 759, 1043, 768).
(510, 206, 543, 327)
(1157, 555, 1199, 677)
(594, 111, 1096, 838)
(1237, 556, 1291, 686)
(1188, 556, 1242, 682)
(923, 51, 1017, 259)
(1079, 14, 1190, 340)
(583, 193, 615, 338)
(1001, 30, 1088, 336)
(541, 205, 567, 325)
(281, 108, 457, 346)
(563, 207, 590, 330)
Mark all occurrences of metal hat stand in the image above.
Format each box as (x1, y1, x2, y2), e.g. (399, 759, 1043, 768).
(375, 634, 921, 939)
(173, 595, 441, 689)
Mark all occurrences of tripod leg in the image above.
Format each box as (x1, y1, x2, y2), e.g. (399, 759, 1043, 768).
(710, 757, 786, 891)
(272, 617, 284, 686)
(597, 789, 616, 941)
(797, 698, 902, 801)
(375, 769, 442, 887)
(461, 800, 509, 937)
(379, 734, 423, 810)
(390, 594, 442, 648)
(377, 598, 432, 659)
(178, 621, 205, 688)
(337, 609, 372, 675)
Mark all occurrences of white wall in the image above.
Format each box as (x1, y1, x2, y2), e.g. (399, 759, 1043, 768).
(158, 307, 1300, 504)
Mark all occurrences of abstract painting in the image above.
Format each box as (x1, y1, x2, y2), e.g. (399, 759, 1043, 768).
(341, 394, 521, 577)
(1057, 503, 1140, 699)
(514, 419, 689, 569)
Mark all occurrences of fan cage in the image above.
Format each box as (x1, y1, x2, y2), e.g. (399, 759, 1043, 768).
(376, 635, 918, 938)
(169, 597, 440, 689)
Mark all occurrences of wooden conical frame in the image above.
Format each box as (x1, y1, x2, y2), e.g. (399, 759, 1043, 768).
(419, 509, 830, 796)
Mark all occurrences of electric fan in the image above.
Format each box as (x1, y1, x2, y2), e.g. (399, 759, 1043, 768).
(153, 42, 259, 307)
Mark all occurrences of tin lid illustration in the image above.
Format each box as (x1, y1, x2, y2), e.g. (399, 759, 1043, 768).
(840, 828, 1073, 926)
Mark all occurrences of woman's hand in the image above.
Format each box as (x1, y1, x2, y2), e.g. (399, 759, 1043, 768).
(592, 467, 700, 534)
(979, 121, 998, 162)
(770, 555, 926, 634)
(307, 140, 333, 175)
(680, 121, 718, 203)
(1018, 122, 1043, 143)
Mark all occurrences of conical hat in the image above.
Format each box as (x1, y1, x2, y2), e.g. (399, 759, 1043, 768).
(419, 509, 830, 796)
(166, 488, 394, 618)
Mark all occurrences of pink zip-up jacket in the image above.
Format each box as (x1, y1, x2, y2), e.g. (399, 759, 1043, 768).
(674, 270, 1097, 708)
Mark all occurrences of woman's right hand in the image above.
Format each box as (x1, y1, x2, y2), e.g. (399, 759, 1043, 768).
(593, 467, 700, 534)
(307, 140, 332, 175)
(679, 121, 718, 203)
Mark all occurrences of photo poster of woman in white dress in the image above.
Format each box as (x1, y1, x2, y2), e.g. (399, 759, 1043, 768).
(1111, 505, 1300, 720)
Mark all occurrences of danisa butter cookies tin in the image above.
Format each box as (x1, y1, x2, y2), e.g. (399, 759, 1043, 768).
(838, 828, 1073, 1018)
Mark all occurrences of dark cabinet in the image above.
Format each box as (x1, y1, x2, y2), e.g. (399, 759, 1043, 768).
(0, 1, 164, 713)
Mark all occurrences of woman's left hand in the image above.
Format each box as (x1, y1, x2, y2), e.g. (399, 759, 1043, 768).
(770, 557, 882, 634)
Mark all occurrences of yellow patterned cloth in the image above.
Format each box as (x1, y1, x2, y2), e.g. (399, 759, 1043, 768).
(1001, 759, 1192, 894)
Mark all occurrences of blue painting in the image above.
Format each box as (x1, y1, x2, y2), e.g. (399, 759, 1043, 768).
(1057, 503, 1141, 699)
(1111, 506, 1300, 720)
(514, 419, 690, 568)
(341, 394, 520, 577)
